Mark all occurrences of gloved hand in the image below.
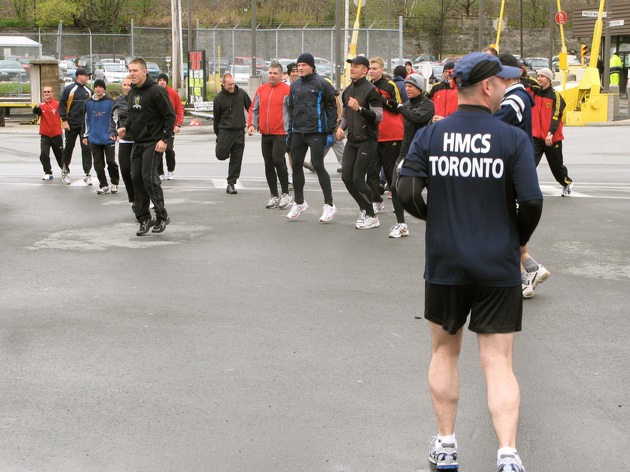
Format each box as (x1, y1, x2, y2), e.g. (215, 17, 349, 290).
(326, 134, 334, 148)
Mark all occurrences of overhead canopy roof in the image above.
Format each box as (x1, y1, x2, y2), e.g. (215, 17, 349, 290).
(0, 35, 42, 47)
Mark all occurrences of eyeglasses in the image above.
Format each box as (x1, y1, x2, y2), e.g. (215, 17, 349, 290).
(43, 90, 53, 93)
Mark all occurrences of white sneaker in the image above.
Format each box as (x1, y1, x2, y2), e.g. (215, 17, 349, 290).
(561, 182, 573, 197)
(96, 186, 110, 195)
(526, 264, 550, 289)
(278, 193, 292, 209)
(319, 204, 337, 223)
(83, 174, 93, 186)
(266, 196, 280, 209)
(389, 223, 409, 238)
(286, 201, 308, 219)
(355, 210, 367, 228)
(373, 201, 385, 213)
(61, 171, 71, 185)
(522, 278, 535, 299)
(356, 215, 380, 229)
(42, 174, 53, 180)
(159, 174, 165, 181)
(166, 171, 174, 180)
(110, 184, 118, 194)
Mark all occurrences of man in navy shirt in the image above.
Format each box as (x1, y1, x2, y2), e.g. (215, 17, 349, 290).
(397, 52, 543, 472)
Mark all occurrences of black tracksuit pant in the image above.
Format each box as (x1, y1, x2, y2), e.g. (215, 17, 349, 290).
(118, 142, 134, 203)
(40, 135, 63, 174)
(290, 132, 333, 206)
(62, 127, 92, 174)
(91, 142, 119, 189)
(215, 129, 245, 185)
(368, 140, 401, 203)
(157, 136, 176, 175)
(533, 138, 572, 187)
(261, 134, 289, 196)
(131, 142, 168, 223)
(342, 140, 377, 217)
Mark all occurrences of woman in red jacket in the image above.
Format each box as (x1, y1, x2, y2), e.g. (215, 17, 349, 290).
(33, 86, 63, 180)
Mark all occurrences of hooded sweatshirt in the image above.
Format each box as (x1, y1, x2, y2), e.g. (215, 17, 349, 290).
(83, 94, 115, 146)
(124, 76, 175, 144)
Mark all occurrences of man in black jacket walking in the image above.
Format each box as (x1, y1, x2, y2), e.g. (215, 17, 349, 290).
(213, 73, 252, 195)
(58, 68, 92, 185)
(117, 58, 175, 236)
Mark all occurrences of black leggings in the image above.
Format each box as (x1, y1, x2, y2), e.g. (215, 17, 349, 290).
(261, 134, 289, 196)
(342, 140, 377, 216)
(290, 132, 333, 205)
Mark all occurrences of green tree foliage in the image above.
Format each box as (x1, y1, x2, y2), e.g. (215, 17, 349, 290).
(34, 0, 82, 28)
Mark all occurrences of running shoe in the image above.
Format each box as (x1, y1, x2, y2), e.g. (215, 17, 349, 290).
(526, 264, 550, 289)
(319, 204, 337, 223)
(497, 452, 525, 472)
(42, 174, 53, 180)
(388, 223, 409, 238)
(356, 215, 380, 229)
(96, 186, 110, 195)
(167, 171, 175, 180)
(110, 184, 118, 194)
(152, 217, 170, 233)
(266, 196, 280, 209)
(561, 183, 572, 197)
(522, 278, 535, 299)
(61, 171, 71, 185)
(83, 174, 93, 186)
(286, 201, 308, 219)
(136, 219, 154, 236)
(373, 201, 385, 213)
(278, 193, 292, 209)
(429, 436, 458, 470)
(355, 210, 367, 228)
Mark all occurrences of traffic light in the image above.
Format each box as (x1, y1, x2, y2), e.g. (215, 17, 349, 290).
(581, 44, 588, 59)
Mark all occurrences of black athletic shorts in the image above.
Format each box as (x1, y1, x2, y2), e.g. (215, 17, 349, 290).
(424, 282, 523, 335)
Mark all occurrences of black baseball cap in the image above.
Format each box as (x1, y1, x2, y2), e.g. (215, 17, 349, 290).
(346, 56, 370, 68)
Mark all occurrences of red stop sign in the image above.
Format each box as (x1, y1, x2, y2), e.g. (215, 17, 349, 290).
(555, 11, 567, 25)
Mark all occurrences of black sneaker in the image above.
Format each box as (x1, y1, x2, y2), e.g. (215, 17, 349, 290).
(152, 217, 170, 233)
(136, 219, 154, 236)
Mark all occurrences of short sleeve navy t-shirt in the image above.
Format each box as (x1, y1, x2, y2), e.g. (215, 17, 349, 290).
(401, 108, 543, 286)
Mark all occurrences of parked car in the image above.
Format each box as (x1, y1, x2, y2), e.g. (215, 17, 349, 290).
(229, 64, 250, 84)
(77, 55, 101, 74)
(525, 57, 551, 72)
(94, 62, 128, 83)
(314, 57, 332, 78)
(146, 61, 163, 80)
(233, 56, 265, 72)
(207, 57, 230, 75)
(0, 60, 28, 81)
(59, 60, 77, 81)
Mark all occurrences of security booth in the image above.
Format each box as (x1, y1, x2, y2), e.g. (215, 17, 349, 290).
(573, 3, 630, 95)
(29, 59, 61, 103)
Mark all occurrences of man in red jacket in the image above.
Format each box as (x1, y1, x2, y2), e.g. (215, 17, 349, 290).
(248, 63, 292, 209)
(33, 85, 64, 180)
(428, 60, 458, 122)
(157, 73, 184, 180)
(531, 67, 573, 196)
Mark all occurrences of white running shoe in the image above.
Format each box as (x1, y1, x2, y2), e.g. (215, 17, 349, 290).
(373, 201, 385, 213)
(83, 174, 93, 186)
(166, 171, 174, 180)
(356, 215, 380, 229)
(319, 204, 337, 223)
(266, 196, 280, 209)
(96, 186, 110, 195)
(526, 264, 550, 289)
(355, 210, 367, 228)
(278, 193, 292, 209)
(429, 436, 458, 470)
(389, 223, 409, 238)
(561, 182, 572, 197)
(42, 174, 53, 180)
(497, 451, 525, 472)
(522, 278, 535, 299)
(61, 172, 71, 185)
(286, 201, 308, 219)
(110, 184, 118, 194)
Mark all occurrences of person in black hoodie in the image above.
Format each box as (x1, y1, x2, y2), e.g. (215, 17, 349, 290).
(117, 58, 175, 236)
(390, 73, 434, 239)
(213, 73, 252, 195)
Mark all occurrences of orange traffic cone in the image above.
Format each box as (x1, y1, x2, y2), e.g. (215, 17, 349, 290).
(190, 118, 201, 126)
